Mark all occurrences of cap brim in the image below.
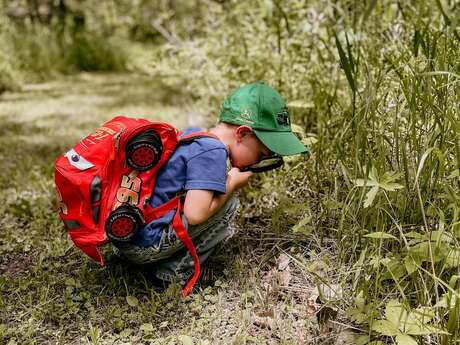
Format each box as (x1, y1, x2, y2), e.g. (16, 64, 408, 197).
(253, 129, 309, 156)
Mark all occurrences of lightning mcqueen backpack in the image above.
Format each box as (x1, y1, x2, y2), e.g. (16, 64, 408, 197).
(55, 116, 217, 296)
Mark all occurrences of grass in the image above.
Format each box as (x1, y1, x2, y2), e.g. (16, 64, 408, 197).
(0, 73, 348, 344)
(0, 15, 138, 93)
(2, 1, 460, 343)
(149, 1, 460, 343)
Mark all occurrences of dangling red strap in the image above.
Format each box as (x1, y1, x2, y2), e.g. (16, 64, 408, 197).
(143, 195, 200, 296)
(172, 198, 201, 296)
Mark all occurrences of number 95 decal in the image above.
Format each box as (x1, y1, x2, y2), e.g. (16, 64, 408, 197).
(114, 171, 142, 209)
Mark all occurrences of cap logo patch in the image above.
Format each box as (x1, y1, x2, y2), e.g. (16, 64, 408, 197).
(236, 109, 255, 124)
(277, 107, 290, 126)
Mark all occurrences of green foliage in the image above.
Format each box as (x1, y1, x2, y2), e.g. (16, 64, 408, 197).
(0, 18, 22, 92)
(0, 4, 133, 88)
(67, 34, 128, 72)
(1, 0, 460, 342)
(1, 74, 326, 344)
(149, 0, 460, 341)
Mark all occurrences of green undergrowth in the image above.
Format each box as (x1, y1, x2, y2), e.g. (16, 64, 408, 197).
(0, 115, 336, 344)
(0, 16, 138, 93)
(1, 0, 460, 343)
(0, 74, 342, 344)
(152, 0, 460, 343)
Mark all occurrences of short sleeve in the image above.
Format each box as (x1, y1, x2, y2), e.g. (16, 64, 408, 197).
(185, 147, 228, 193)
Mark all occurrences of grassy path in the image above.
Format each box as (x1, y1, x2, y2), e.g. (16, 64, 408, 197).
(0, 73, 198, 138)
(0, 74, 346, 345)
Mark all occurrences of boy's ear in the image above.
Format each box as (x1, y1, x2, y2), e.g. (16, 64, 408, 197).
(235, 125, 253, 140)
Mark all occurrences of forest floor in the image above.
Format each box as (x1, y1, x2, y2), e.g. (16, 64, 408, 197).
(0, 73, 353, 345)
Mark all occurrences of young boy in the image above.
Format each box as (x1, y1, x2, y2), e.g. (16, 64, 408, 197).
(112, 81, 308, 282)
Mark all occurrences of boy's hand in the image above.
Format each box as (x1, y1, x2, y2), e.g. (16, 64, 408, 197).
(227, 167, 253, 191)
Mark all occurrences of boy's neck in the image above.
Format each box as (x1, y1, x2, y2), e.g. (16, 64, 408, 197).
(208, 123, 236, 151)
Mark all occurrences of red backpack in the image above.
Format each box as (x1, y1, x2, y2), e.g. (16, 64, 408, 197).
(55, 115, 217, 296)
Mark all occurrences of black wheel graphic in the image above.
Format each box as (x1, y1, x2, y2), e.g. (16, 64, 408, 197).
(126, 130, 162, 171)
(106, 205, 143, 242)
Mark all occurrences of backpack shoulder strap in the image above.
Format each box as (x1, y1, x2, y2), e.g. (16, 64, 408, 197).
(178, 131, 220, 145)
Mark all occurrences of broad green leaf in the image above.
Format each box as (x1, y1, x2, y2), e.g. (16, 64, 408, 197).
(396, 306, 447, 335)
(292, 214, 312, 235)
(385, 300, 407, 327)
(140, 323, 154, 332)
(409, 242, 430, 257)
(382, 259, 406, 280)
(364, 232, 398, 240)
(435, 293, 458, 309)
(395, 334, 417, 345)
(369, 166, 379, 182)
(120, 328, 132, 338)
(448, 275, 460, 289)
(369, 255, 382, 268)
(380, 182, 404, 191)
(435, 295, 449, 308)
(430, 231, 453, 243)
(364, 186, 379, 208)
(445, 248, 460, 268)
(405, 231, 425, 239)
(380, 257, 391, 266)
(381, 171, 402, 183)
(355, 179, 378, 187)
(379, 172, 403, 191)
(178, 335, 194, 345)
(371, 319, 399, 336)
(404, 322, 448, 335)
(407, 307, 435, 325)
(409, 242, 445, 263)
(126, 295, 139, 307)
(355, 336, 385, 345)
(355, 335, 370, 345)
(348, 309, 368, 324)
(404, 256, 418, 275)
(355, 290, 366, 311)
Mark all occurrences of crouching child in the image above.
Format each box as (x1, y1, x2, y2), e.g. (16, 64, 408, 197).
(112, 81, 309, 284)
(55, 81, 308, 295)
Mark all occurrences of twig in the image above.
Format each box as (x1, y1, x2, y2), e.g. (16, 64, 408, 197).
(150, 19, 182, 47)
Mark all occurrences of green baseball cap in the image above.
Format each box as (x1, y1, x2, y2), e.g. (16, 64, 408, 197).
(219, 81, 309, 156)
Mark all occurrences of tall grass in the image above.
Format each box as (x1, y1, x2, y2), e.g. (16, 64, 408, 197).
(0, 15, 130, 91)
(152, 0, 460, 342)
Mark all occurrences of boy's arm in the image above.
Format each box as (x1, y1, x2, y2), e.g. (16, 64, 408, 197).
(183, 168, 252, 225)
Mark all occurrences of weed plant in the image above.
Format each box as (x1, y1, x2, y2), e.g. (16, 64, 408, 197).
(152, 0, 460, 343)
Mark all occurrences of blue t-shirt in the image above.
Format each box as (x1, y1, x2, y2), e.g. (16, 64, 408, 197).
(131, 128, 228, 247)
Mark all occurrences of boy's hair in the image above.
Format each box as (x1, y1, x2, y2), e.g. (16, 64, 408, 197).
(219, 81, 308, 156)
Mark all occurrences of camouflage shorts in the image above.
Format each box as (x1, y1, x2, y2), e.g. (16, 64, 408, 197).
(112, 196, 240, 281)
